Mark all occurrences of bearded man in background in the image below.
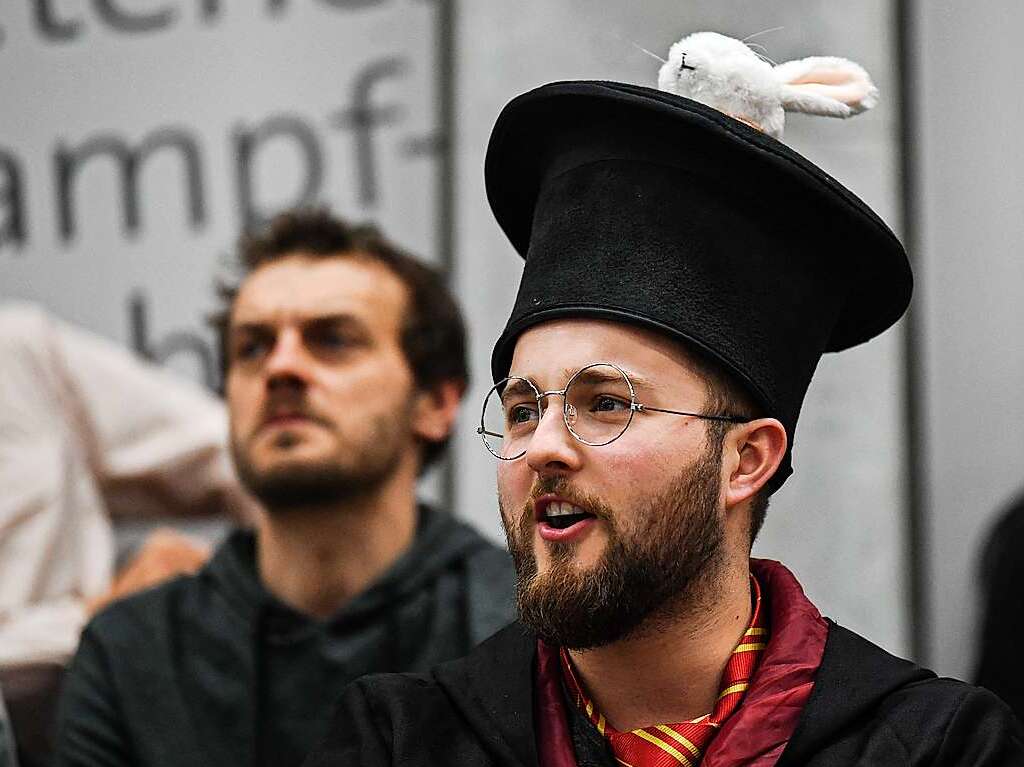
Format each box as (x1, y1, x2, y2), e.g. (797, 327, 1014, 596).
(54, 210, 514, 767)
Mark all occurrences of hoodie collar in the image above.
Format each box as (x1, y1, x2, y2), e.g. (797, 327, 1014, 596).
(202, 505, 489, 634)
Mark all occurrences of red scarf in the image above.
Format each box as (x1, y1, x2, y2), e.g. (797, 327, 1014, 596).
(559, 576, 766, 767)
(534, 559, 829, 767)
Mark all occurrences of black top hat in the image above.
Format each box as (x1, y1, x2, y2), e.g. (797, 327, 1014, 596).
(486, 81, 912, 492)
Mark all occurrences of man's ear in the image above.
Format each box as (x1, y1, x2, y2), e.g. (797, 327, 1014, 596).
(724, 418, 787, 509)
(411, 378, 465, 443)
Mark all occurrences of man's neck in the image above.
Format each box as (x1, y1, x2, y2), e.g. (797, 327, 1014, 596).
(566, 559, 752, 731)
(255, 459, 420, 620)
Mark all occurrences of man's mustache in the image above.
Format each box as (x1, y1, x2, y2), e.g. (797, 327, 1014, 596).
(257, 396, 334, 431)
(519, 477, 613, 526)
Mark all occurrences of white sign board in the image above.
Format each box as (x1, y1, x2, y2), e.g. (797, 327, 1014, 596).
(1, 0, 445, 389)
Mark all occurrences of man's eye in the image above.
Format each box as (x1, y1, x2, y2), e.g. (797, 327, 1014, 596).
(591, 395, 629, 413)
(312, 330, 356, 350)
(319, 332, 348, 348)
(508, 404, 539, 426)
(235, 339, 268, 361)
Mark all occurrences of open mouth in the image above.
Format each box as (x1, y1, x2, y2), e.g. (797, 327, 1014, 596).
(542, 501, 596, 530)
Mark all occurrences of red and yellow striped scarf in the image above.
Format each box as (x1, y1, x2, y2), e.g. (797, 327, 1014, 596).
(559, 576, 768, 767)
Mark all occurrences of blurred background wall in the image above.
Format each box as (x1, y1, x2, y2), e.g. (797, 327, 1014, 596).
(912, 3, 1024, 680)
(0, 0, 1019, 681)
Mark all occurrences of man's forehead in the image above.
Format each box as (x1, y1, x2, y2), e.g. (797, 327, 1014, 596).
(508, 318, 701, 382)
(231, 254, 406, 326)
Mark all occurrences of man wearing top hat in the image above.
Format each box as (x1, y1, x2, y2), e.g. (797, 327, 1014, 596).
(305, 57, 1024, 767)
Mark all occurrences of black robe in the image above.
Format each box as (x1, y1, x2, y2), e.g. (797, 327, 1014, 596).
(53, 508, 516, 767)
(975, 491, 1024, 723)
(306, 622, 1024, 766)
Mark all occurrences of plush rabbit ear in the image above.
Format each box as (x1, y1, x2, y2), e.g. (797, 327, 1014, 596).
(773, 56, 878, 118)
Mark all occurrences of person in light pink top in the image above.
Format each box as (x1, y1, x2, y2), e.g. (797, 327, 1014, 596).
(0, 301, 256, 669)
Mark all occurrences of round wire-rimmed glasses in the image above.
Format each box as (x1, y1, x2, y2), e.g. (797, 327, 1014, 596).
(477, 362, 748, 460)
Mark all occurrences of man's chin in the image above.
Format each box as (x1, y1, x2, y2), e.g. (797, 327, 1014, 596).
(252, 428, 332, 457)
(234, 453, 364, 511)
(251, 451, 333, 475)
(533, 536, 605, 573)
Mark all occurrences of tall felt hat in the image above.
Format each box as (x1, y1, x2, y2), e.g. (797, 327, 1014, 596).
(486, 80, 912, 492)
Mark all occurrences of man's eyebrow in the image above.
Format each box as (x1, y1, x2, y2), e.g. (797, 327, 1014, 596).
(231, 313, 367, 332)
(502, 366, 658, 394)
(620, 370, 656, 390)
(499, 379, 543, 403)
(229, 321, 273, 337)
(302, 313, 369, 331)
(559, 365, 657, 391)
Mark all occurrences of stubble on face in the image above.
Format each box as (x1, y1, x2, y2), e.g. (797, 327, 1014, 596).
(231, 398, 413, 512)
(225, 255, 422, 514)
(501, 443, 726, 650)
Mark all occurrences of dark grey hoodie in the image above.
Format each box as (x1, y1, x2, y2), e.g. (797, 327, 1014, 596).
(53, 507, 515, 767)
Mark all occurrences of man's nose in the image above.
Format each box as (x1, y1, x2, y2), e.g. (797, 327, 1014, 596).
(264, 328, 312, 387)
(525, 398, 583, 474)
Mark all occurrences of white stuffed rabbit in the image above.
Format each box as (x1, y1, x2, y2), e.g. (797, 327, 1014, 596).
(657, 31, 878, 140)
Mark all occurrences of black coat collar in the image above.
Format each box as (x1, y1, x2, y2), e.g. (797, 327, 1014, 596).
(776, 621, 935, 765)
(428, 620, 936, 767)
(433, 623, 540, 766)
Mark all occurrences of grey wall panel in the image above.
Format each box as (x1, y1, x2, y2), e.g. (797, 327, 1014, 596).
(913, 3, 1024, 678)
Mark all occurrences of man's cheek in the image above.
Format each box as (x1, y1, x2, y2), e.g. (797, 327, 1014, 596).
(496, 487, 524, 538)
(228, 416, 251, 449)
(600, 446, 646, 476)
(495, 467, 521, 506)
(496, 489, 516, 531)
(231, 391, 260, 438)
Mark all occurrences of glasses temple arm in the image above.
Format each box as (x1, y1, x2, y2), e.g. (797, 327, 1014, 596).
(633, 403, 748, 423)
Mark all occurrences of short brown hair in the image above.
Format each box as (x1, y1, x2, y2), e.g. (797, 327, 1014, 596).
(212, 208, 468, 471)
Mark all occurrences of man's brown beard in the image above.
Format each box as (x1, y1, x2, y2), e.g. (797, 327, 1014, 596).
(231, 407, 409, 512)
(501, 444, 726, 650)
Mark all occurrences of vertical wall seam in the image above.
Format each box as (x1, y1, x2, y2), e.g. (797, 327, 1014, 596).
(437, 0, 458, 515)
(894, 0, 930, 664)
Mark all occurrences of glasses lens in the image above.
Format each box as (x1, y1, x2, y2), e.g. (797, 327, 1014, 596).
(480, 377, 538, 459)
(564, 364, 634, 446)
